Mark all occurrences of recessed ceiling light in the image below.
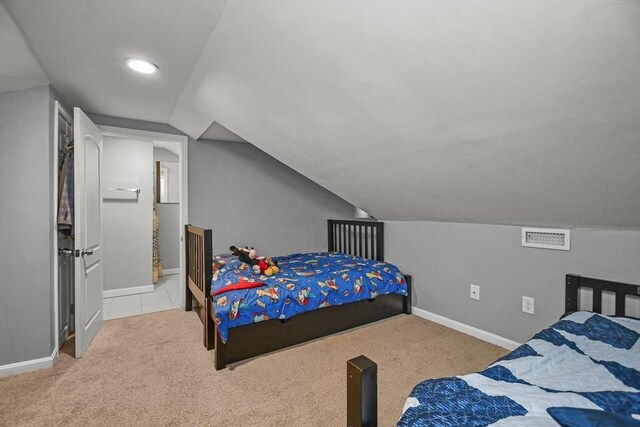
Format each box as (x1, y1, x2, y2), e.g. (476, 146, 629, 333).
(126, 58, 158, 74)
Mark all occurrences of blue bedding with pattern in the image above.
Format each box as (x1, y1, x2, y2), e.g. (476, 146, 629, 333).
(210, 252, 408, 343)
(398, 311, 640, 426)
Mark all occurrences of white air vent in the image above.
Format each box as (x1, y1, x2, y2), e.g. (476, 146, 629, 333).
(521, 227, 570, 251)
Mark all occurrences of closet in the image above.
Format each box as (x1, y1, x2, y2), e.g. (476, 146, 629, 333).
(56, 103, 74, 349)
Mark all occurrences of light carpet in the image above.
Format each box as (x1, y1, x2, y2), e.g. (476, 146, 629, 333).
(0, 310, 507, 426)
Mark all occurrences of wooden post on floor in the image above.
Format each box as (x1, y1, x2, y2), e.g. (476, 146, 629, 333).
(204, 300, 215, 351)
(184, 225, 192, 312)
(214, 326, 226, 370)
(347, 355, 377, 427)
(403, 274, 412, 314)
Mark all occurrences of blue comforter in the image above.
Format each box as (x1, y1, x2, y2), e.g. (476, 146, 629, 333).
(210, 252, 408, 343)
(398, 311, 640, 426)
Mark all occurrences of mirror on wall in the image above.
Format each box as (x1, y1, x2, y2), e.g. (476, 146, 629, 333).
(155, 161, 179, 204)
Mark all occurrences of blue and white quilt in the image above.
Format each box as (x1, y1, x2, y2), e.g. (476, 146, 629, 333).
(210, 252, 408, 343)
(398, 311, 640, 426)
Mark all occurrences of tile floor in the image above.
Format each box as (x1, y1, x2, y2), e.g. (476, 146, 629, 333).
(103, 273, 182, 320)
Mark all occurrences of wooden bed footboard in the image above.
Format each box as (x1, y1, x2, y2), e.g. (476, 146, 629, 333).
(185, 225, 214, 349)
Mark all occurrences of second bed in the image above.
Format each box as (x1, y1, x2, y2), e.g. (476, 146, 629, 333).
(185, 219, 412, 370)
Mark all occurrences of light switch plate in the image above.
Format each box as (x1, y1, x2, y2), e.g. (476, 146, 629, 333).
(470, 284, 480, 300)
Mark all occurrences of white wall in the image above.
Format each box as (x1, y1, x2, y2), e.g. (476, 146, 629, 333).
(385, 220, 640, 344)
(102, 136, 152, 291)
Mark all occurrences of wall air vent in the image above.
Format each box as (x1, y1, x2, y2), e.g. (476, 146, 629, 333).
(521, 227, 570, 251)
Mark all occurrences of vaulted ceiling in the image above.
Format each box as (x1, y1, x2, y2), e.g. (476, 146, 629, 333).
(3, 0, 639, 228)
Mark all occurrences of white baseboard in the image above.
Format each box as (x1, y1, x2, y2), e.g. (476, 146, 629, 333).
(411, 306, 520, 351)
(103, 284, 154, 298)
(0, 347, 59, 378)
(163, 268, 179, 275)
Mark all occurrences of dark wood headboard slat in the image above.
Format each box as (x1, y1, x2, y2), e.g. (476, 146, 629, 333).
(364, 227, 369, 259)
(615, 292, 626, 316)
(592, 288, 602, 314)
(376, 225, 384, 261)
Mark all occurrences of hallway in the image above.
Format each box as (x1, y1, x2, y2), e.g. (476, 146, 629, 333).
(103, 274, 181, 320)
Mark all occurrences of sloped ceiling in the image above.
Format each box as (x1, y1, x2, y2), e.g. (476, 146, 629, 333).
(171, 0, 640, 229)
(1, 0, 238, 138)
(0, 2, 48, 92)
(3, 0, 639, 228)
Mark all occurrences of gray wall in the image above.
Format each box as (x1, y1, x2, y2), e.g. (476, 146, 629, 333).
(102, 136, 153, 291)
(385, 220, 640, 343)
(154, 145, 180, 271)
(189, 139, 354, 256)
(0, 85, 55, 364)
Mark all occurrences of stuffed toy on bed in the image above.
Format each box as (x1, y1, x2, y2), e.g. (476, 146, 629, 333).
(257, 257, 279, 276)
(229, 245, 257, 266)
(229, 245, 280, 276)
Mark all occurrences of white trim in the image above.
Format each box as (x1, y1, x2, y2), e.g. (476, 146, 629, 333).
(52, 101, 73, 356)
(103, 285, 154, 298)
(163, 268, 179, 275)
(98, 126, 187, 144)
(411, 306, 521, 350)
(0, 347, 59, 378)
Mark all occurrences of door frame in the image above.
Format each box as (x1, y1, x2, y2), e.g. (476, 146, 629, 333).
(52, 101, 73, 353)
(98, 125, 189, 308)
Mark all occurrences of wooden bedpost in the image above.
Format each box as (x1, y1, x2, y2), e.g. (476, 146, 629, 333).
(403, 274, 412, 314)
(204, 300, 215, 351)
(565, 274, 580, 314)
(185, 224, 192, 312)
(214, 325, 227, 370)
(328, 219, 335, 252)
(347, 355, 377, 427)
(203, 229, 214, 350)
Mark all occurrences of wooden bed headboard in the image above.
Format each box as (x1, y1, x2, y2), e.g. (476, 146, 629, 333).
(327, 219, 384, 261)
(565, 274, 640, 318)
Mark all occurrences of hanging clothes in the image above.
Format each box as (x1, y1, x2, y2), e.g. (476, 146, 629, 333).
(58, 148, 74, 236)
(152, 203, 163, 284)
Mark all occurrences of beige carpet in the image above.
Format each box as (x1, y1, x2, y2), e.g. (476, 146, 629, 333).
(0, 310, 507, 426)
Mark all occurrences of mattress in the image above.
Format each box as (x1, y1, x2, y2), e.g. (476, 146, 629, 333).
(398, 311, 640, 426)
(210, 252, 408, 343)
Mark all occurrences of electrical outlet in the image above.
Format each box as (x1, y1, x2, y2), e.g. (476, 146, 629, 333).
(470, 284, 480, 300)
(522, 296, 535, 314)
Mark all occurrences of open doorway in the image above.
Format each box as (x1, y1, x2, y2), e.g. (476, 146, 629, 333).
(98, 127, 187, 320)
(150, 141, 182, 307)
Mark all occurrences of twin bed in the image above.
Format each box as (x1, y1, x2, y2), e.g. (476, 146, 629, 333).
(347, 274, 640, 427)
(185, 219, 412, 370)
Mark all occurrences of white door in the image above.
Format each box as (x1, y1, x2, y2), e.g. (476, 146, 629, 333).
(74, 108, 104, 358)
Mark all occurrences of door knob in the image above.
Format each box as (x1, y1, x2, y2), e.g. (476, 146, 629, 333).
(82, 249, 94, 256)
(58, 248, 73, 256)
